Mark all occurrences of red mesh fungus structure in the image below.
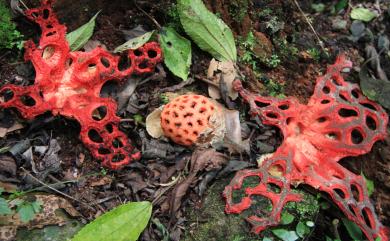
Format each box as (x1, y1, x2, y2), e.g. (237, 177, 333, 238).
(0, 0, 162, 169)
(223, 55, 389, 241)
(161, 95, 218, 146)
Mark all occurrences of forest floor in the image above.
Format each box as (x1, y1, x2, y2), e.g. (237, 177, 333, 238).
(0, 0, 389, 241)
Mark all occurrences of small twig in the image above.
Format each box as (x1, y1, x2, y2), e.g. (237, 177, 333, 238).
(292, 0, 326, 52)
(194, 75, 219, 87)
(21, 167, 95, 210)
(19, 0, 29, 10)
(134, 0, 162, 30)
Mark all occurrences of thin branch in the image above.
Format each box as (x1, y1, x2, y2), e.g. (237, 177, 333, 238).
(292, 0, 326, 52)
(134, 0, 162, 30)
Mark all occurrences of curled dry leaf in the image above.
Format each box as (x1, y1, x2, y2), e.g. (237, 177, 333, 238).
(207, 59, 238, 100)
(0, 122, 24, 138)
(146, 106, 164, 138)
(223, 109, 250, 154)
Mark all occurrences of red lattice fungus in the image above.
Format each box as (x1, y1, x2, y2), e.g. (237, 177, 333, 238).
(0, 0, 162, 169)
(223, 55, 389, 241)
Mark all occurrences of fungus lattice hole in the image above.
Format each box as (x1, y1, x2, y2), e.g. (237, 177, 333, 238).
(365, 116, 377, 130)
(42, 46, 55, 60)
(350, 184, 362, 202)
(112, 153, 125, 163)
(42, 9, 50, 19)
(326, 132, 339, 140)
(286, 117, 294, 125)
(20, 95, 36, 106)
(332, 78, 342, 86)
(267, 183, 281, 194)
(339, 94, 348, 102)
(98, 147, 111, 155)
(278, 104, 289, 110)
(322, 86, 330, 94)
(134, 49, 143, 56)
(231, 176, 261, 204)
(351, 129, 363, 144)
(88, 129, 103, 143)
(360, 102, 377, 111)
(255, 100, 270, 108)
(362, 207, 375, 229)
(105, 124, 113, 133)
(333, 188, 346, 199)
(266, 112, 278, 119)
(112, 138, 124, 148)
(0, 89, 14, 102)
(100, 57, 110, 68)
(351, 89, 360, 98)
(147, 50, 157, 58)
(348, 204, 357, 216)
(338, 108, 358, 118)
(65, 58, 73, 69)
(118, 54, 131, 71)
(100, 80, 119, 97)
(138, 60, 148, 69)
(92, 106, 107, 121)
(321, 99, 330, 104)
(317, 117, 327, 123)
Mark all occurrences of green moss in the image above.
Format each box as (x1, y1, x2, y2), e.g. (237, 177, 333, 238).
(0, 2, 23, 49)
(184, 178, 319, 241)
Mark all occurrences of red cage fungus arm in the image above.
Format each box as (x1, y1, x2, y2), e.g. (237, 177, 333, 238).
(223, 55, 389, 241)
(0, 0, 162, 169)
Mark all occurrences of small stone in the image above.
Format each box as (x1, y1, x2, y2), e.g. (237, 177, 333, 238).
(331, 17, 348, 31)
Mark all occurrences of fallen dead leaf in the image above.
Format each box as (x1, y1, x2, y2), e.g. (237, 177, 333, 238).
(0, 122, 24, 138)
(207, 59, 238, 100)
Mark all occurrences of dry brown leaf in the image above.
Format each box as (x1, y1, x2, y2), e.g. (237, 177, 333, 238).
(207, 59, 238, 100)
(0, 123, 24, 138)
(169, 149, 227, 218)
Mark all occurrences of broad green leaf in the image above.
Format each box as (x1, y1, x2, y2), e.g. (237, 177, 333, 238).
(72, 201, 152, 241)
(66, 11, 100, 51)
(177, 0, 236, 62)
(362, 172, 374, 196)
(271, 229, 299, 241)
(159, 27, 191, 80)
(296, 221, 309, 238)
(114, 31, 155, 53)
(0, 198, 12, 215)
(341, 218, 363, 240)
(351, 8, 377, 22)
(17, 203, 36, 222)
(280, 212, 295, 225)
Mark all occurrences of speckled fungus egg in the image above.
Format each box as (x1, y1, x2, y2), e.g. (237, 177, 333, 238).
(160, 95, 225, 146)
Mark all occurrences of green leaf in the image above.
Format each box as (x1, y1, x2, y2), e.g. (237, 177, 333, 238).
(296, 221, 309, 238)
(280, 212, 295, 225)
(17, 203, 36, 222)
(159, 27, 191, 80)
(177, 0, 236, 62)
(114, 31, 155, 53)
(66, 11, 100, 51)
(351, 8, 377, 22)
(311, 3, 325, 13)
(0, 197, 12, 215)
(335, 0, 348, 12)
(361, 172, 374, 196)
(341, 218, 363, 240)
(271, 229, 299, 241)
(72, 201, 152, 241)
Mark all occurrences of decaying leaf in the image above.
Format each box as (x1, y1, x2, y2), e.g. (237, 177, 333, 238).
(223, 109, 250, 153)
(114, 31, 155, 53)
(0, 194, 80, 241)
(169, 149, 227, 218)
(207, 59, 238, 100)
(146, 106, 164, 138)
(0, 122, 24, 138)
(66, 11, 100, 51)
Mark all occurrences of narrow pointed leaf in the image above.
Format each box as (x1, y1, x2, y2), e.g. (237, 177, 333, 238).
(177, 0, 236, 62)
(114, 31, 155, 53)
(72, 201, 152, 241)
(66, 11, 100, 51)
